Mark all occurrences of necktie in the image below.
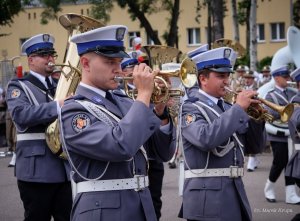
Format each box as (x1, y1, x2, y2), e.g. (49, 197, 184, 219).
(45, 76, 55, 96)
(217, 99, 225, 112)
(283, 89, 288, 99)
(105, 92, 116, 105)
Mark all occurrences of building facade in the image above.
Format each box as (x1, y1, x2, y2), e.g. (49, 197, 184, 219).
(0, 0, 293, 73)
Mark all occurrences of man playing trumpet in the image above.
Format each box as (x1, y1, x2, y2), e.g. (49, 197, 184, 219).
(59, 25, 175, 221)
(178, 47, 266, 221)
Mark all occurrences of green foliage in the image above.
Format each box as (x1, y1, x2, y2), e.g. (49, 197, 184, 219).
(237, 0, 250, 25)
(293, 0, 300, 29)
(89, 0, 113, 23)
(234, 52, 250, 69)
(257, 56, 272, 71)
(0, 0, 22, 26)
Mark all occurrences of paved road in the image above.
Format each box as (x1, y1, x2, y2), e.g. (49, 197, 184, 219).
(0, 148, 299, 221)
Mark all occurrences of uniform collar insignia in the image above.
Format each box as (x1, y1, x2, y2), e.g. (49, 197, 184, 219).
(207, 99, 214, 107)
(91, 96, 103, 104)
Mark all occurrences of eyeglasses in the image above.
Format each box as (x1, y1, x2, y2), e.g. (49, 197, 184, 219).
(30, 53, 58, 60)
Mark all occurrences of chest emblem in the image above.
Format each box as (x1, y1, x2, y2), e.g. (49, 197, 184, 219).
(72, 113, 91, 132)
(11, 89, 21, 98)
(185, 113, 196, 125)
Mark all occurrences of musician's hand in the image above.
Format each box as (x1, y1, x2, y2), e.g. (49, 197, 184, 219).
(133, 63, 156, 106)
(235, 90, 260, 110)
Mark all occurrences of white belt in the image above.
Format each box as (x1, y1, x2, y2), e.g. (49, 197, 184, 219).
(295, 144, 300, 151)
(17, 133, 45, 141)
(76, 175, 149, 193)
(185, 166, 244, 179)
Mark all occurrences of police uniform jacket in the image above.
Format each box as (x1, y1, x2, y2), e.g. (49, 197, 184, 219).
(61, 84, 175, 221)
(265, 87, 296, 142)
(179, 92, 266, 221)
(6, 73, 70, 183)
(286, 92, 300, 179)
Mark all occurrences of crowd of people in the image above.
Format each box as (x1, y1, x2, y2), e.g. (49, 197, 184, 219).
(1, 23, 300, 221)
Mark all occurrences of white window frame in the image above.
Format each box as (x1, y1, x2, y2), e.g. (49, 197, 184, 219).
(257, 23, 265, 42)
(187, 28, 201, 46)
(270, 23, 285, 42)
(128, 32, 141, 49)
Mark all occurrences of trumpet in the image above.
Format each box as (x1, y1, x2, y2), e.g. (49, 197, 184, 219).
(114, 58, 197, 103)
(224, 86, 294, 123)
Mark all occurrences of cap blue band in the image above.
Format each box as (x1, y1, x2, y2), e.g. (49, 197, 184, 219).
(272, 70, 289, 77)
(197, 58, 231, 70)
(77, 40, 123, 55)
(295, 75, 300, 82)
(188, 50, 206, 58)
(121, 58, 139, 69)
(26, 42, 53, 55)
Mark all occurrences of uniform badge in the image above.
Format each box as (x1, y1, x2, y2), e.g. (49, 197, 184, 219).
(116, 28, 126, 40)
(132, 51, 138, 59)
(207, 99, 214, 107)
(43, 34, 50, 42)
(72, 113, 91, 132)
(91, 96, 103, 104)
(184, 113, 196, 125)
(223, 48, 231, 58)
(11, 89, 21, 98)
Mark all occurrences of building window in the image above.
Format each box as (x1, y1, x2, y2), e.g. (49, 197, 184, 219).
(33, 12, 36, 19)
(28, 13, 31, 20)
(270, 23, 285, 41)
(128, 32, 141, 48)
(187, 28, 201, 45)
(257, 24, 265, 42)
(86, 9, 89, 15)
(146, 31, 158, 45)
(81, 9, 84, 15)
(20, 38, 29, 52)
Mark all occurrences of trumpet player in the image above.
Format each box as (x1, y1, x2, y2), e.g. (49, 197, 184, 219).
(5, 34, 72, 220)
(60, 25, 175, 221)
(242, 71, 261, 172)
(263, 65, 300, 204)
(178, 47, 266, 221)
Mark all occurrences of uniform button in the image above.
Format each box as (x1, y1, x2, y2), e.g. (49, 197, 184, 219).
(95, 201, 99, 207)
(239, 118, 244, 123)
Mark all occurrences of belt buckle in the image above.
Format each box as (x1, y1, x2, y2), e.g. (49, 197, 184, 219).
(229, 166, 239, 178)
(134, 175, 146, 192)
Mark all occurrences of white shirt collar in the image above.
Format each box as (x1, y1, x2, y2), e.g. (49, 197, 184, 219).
(198, 88, 220, 104)
(30, 71, 52, 88)
(79, 82, 106, 97)
(275, 85, 285, 92)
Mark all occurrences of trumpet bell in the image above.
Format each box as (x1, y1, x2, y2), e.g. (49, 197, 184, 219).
(179, 58, 198, 88)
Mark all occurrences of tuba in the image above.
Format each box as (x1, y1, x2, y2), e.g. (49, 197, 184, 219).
(45, 13, 104, 159)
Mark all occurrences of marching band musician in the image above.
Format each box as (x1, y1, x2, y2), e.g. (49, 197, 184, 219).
(60, 25, 175, 221)
(263, 65, 300, 204)
(120, 50, 165, 220)
(287, 67, 300, 188)
(178, 47, 266, 221)
(243, 70, 261, 172)
(6, 34, 72, 220)
(230, 64, 249, 91)
(286, 67, 300, 220)
(258, 65, 272, 87)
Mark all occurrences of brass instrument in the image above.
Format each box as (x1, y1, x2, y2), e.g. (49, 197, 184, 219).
(212, 38, 246, 58)
(224, 87, 294, 123)
(114, 57, 197, 103)
(45, 13, 104, 159)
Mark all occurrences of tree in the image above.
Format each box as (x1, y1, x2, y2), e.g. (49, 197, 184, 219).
(210, 0, 225, 41)
(0, 0, 22, 27)
(91, 0, 180, 47)
(249, 0, 257, 71)
(293, 0, 300, 29)
(237, 0, 251, 52)
(231, 0, 240, 42)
